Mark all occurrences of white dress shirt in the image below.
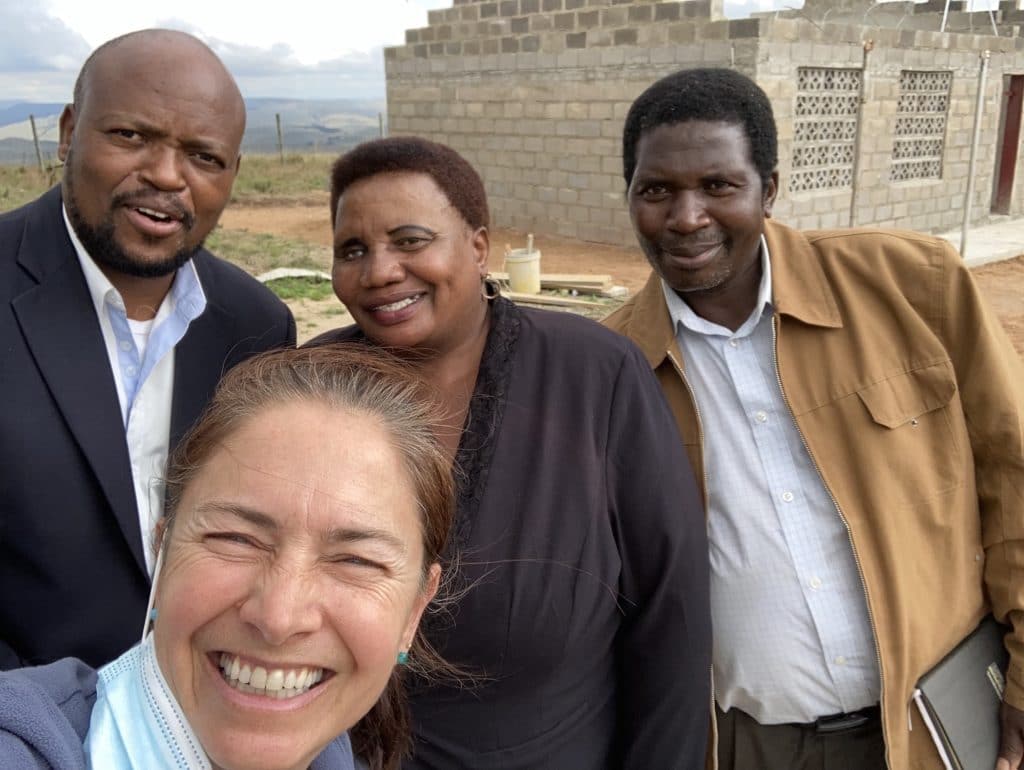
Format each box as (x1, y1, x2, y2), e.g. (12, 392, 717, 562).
(64, 207, 206, 574)
(663, 238, 880, 724)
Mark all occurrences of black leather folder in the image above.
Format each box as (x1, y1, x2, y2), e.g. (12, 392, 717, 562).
(913, 615, 1010, 770)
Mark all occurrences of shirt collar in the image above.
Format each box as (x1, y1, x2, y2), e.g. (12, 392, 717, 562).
(64, 203, 122, 318)
(63, 203, 207, 323)
(661, 234, 773, 338)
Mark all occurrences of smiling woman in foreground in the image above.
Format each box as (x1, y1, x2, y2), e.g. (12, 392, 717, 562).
(0, 345, 455, 770)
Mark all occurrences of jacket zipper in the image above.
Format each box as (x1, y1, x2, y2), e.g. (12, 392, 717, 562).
(770, 315, 890, 769)
(667, 348, 719, 770)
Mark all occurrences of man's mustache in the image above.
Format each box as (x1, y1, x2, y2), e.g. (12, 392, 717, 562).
(112, 190, 195, 230)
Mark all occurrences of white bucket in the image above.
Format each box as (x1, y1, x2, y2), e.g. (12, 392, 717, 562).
(505, 248, 541, 294)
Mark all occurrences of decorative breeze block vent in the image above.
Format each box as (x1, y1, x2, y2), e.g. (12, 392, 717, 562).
(891, 70, 952, 182)
(791, 67, 862, 193)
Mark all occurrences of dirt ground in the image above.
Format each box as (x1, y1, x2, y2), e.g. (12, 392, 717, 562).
(972, 258, 1024, 356)
(219, 199, 1024, 355)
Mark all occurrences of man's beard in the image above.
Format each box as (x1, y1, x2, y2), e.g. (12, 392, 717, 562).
(64, 162, 202, 279)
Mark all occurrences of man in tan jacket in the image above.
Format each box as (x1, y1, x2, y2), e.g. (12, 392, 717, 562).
(605, 67, 1024, 770)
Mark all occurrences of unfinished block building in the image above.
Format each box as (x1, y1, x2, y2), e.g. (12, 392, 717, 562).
(384, 0, 1024, 247)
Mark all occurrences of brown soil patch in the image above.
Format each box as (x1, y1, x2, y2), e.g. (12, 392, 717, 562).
(219, 201, 1024, 356)
(970, 256, 1024, 357)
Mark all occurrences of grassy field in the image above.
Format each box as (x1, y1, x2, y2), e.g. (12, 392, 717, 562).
(0, 164, 55, 211)
(203, 229, 329, 276)
(229, 153, 333, 201)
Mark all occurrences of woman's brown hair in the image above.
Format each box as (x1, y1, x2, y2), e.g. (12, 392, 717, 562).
(162, 344, 456, 770)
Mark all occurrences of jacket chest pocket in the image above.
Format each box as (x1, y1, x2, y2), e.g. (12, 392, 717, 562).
(853, 360, 966, 505)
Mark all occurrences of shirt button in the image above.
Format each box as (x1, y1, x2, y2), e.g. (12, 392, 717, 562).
(125, 366, 137, 376)
(119, 340, 133, 352)
(755, 410, 768, 423)
(835, 655, 847, 665)
(809, 576, 823, 590)
(781, 491, 794, 502)
(729, 339, 739, 348)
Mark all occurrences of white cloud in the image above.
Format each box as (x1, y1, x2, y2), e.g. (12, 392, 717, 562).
(0, 0, 449, 101)
(0, 3, 90, 72)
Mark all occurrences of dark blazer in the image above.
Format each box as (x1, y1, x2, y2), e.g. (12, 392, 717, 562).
(0, 187, 296, 669)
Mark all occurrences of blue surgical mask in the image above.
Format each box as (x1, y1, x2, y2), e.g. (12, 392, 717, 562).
(83, 624, 210, 769)
(82, 533, 355, 770)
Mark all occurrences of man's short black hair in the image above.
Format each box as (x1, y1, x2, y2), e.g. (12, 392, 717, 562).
(622, 67, 778, 188)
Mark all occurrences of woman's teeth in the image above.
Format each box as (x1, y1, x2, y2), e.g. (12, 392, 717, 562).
(218, 653, 323, 699)
(375, 296, 420, 313)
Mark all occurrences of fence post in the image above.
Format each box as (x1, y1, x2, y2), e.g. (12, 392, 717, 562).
(961, 50, 991, 259)
(276, 113, 285, 164)
(848, 39, 874, 228)
(29, 115, 45, 176)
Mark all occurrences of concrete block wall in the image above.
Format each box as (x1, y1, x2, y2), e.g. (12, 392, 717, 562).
(387, 2, 1024, 247)
(385, 1, 753, 246)
(759, 17, 1024, 234)
(754, 18, 867, 231)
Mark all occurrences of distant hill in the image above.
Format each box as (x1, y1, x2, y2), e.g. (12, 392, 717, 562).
(0, 102, 64, 127)
(0, 98, 387, 164)
(0, 137, 58, 166)
(241, 98, 385, 154)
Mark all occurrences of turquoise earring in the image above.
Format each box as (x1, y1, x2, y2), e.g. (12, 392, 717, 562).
(397, 650, 409, 665)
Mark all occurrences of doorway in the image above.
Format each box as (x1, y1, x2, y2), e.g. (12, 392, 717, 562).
(992, 74, 1024, 215)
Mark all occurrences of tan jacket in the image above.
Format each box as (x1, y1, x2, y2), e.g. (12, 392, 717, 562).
(604, 220, 1024, 769)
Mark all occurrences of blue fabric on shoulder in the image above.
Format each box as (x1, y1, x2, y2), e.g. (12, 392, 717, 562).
(0, 657, 98, 769)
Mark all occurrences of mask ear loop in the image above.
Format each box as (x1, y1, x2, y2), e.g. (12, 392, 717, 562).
(140, 533, 167, 643)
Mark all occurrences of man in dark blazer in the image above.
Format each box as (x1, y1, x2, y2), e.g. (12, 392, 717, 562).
(0, 30, 295, 669)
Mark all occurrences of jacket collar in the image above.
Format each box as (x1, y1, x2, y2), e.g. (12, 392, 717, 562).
(626, 268, 680, 371)
(763, 219, 842, 329)
(626, 219, 843, 367)
(15, 186, 69, 282)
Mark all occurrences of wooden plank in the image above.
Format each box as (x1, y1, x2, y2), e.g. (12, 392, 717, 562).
(539, 280, 612, 292)
(504, 291, 608, 309)
(491, 272, 613, 290)
(256, 267, 332, 283)
(518, 275, 610, 288)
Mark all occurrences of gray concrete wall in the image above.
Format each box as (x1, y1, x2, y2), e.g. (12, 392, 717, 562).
(759, 17, 1024, 234)
(386, 1, 1024, 248)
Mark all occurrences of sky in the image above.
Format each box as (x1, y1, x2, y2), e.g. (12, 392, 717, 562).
(3, 0, 992, 105)
(0, 0, 452, 103)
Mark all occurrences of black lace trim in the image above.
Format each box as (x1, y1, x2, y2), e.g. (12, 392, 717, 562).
(448, 296, 520, 557)
(307, 300, 521, 556)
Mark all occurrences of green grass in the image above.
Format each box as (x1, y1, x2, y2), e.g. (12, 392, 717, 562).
(204, 228, 330, 276)
(263, 276, 334, 301)
(0, 165, 53, 213)
(231, 153, 333, 201)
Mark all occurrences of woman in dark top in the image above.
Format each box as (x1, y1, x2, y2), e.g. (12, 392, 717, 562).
(311, 136, 711, 769)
